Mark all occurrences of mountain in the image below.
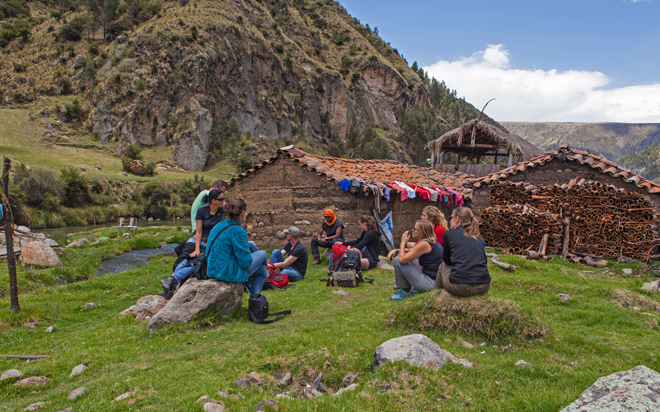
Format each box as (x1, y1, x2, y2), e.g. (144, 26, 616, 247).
(0, 0, 497, 172)
(501, 122, 660, 161)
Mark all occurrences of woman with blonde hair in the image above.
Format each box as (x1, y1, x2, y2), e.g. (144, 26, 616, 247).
(436, 207, 490, 297)
(387, 219, 443, 301)
(422, 206, 448, 246)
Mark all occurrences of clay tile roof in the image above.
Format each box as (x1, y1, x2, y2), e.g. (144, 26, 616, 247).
(465, 145, 660, 195)
(229, 146, 473, 200)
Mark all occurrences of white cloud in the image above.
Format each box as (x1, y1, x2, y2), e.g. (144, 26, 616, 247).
(423, 44, 660, 122)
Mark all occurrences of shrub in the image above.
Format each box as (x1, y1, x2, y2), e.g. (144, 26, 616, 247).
(334, 30, 349, 46)
(84, 59, 96, 79)
(145, 161, 156, 176)
(60, 167, 90, 207)
(388, 291, 550, 342)
(64, 99, 86, 122)
(11, 163, 64, 210)
(121, 157, 132, 172)
(0, 0, 30, 19)
(271, 42, 284, 53)
(236, 154, 253, 172)
(58, 16, 85, 41)
(141, 182, 172, 219)
(88, 42, 100, 55)
(12, 62, 26, 72)
(0, 20, 31, 47)
(123, 143, 142, 160)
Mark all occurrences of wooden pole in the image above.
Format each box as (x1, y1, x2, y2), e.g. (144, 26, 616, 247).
(562, 218, 570, 257)
(539, 233, 549, 257)
(2, 156, 19, 313)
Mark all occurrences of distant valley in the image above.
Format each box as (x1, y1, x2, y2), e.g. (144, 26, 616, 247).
(501, 122, 660, 161)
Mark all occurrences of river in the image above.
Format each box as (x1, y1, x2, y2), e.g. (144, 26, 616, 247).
(35, 218, 192, 237)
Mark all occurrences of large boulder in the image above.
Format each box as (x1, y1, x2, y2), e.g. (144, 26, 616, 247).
(371, 334, 472, 371)
(19, 242, 63, 267)
(147, 278, 243, 333)
(560, 365, 660, 411)
(120, 295, 168, 321)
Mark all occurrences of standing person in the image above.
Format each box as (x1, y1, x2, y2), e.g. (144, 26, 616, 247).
(205, 199, 268, 298)
(387, 219, 443, 301)
(310, 209, 344, 265)
(269, 227, 308, 281)
(160, 189, 226, 297)
(190, 180, 227, 232)
(436, 207, 490, 297)
(332, 215, 380, 271)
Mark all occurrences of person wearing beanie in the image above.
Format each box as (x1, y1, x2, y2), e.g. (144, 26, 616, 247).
(310, 209, 344, 265)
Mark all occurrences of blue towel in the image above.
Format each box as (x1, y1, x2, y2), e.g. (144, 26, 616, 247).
(337, 179, 351, 192)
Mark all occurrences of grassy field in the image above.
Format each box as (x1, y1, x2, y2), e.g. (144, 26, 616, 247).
(1, 227, 659, 411)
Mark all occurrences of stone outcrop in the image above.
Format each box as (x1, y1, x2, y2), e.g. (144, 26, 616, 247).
(560, 365, 660, 411)
(147, 278, 243, 333)
(120, 295, 169, 321)
(19, 242, 63, 267)
(371, 334, 472, 371)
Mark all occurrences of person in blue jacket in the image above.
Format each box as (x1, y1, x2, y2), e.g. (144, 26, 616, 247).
(205, 198, 268, 297)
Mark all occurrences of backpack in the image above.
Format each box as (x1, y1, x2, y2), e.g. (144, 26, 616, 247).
(325, 250, 373, 288)
(192, 224, 238, 280)
(331, 244, 349, 271)
(263, 265, 289, 290)
(248, 294, 291, 324)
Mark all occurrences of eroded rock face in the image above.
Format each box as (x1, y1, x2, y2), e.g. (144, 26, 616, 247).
(371, 334, 472, 371)
(147, 278, 243, 333)
(19, 242, 63, 267)
(120, 295, 168, 321)
(560, 365, 660, 411)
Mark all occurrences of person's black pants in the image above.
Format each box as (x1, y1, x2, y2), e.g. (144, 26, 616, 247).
(310, 238, 338, 258)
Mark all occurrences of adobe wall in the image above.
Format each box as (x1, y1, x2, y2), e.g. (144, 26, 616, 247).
(472, 158, 660, 216)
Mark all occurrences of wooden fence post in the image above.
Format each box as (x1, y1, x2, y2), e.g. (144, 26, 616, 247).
(2, 156, 19, 313)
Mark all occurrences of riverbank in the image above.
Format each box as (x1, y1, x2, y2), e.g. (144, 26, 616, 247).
(1, 233, 659, 411)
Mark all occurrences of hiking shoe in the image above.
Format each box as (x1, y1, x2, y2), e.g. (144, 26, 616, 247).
(311, 258, 322, 265)
(390, 289, 414, 301)
(161, 276, 178, 293)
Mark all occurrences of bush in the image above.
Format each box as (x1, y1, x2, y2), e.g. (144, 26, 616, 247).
(334, 30, 349, 46)
(11, 163, 64, 210)
(0, 0, 30, 19)
(0, 20, 31, 47)
(236, 154, 253, 172)
(12, 62, 26, 72)
(121, 157, 132, 172)
(124, 143, 142, 160)
(388, 291, 550, 342)
(64, 99, 86, 122)
(88, 41, 100, 55)
(60, 167, 90, 207)
(141, 182, 172, 219)
(58, 16, 85, 41)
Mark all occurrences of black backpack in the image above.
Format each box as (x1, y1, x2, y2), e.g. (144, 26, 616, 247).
(248, 294, 291, 324)
(324, 250, 374, 287)
(338, 250, 362, 273)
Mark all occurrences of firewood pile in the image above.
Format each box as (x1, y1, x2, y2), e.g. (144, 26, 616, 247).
(482, 178, 660, 262)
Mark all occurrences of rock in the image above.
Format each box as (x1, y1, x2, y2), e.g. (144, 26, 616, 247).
(39, 238, 58, 247)
(70, 364, 87, 377)
(275, 394, 291, 399)
(1, 369, 22, 381)
(557, 294, 572, 302)
(276, 373, 292, 387)
(80, 167, 86, 171)
(19, 242, 63, 267)
(203, 402, 227, 412)
(96, 165, 102, 170)
(332, 290, 349, 296)
(128, 160, 147, 175)
(84, 303, 97, 309)
(257, 222, 264, 227)
(196, 395, 210, 404)
(114, 389, 138, 401)
(622, 268, 633, 275)
(276, 231, 285, 239)
(120, 295, 168, 321)
(15, 376, 50, 386)
(376, 256, 394, 270)
(148, 217, 154, 222)
(301, 220, 310, 225)
(515, 360, 533, 369)
(461, 340, 474, 349)
(560, 365, 660, 411)
(234, 377, 251, 389)
(342, 373, 359, 386)
(55, 409, 72, 412)
(66, 238, 88, 248)
(255, 399, 278, 411)
(117, 34, 128, 43)
(371, 334, 472, 371)
(247, 372, 263, 383)
(123, 233, 131, 239)
(301, 387, 323, 398)
(68, 386, 86, 400)
(333, 383, 357, 396)
(641, 280, 660, 292)
(23, 402, 45, 411)
(311, 372, 323, 390)
(217, 390, 229, 398)
(160, 242, 168, 248)
(147, 279, 243, 333)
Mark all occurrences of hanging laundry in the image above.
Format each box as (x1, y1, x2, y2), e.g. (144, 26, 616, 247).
(367, 184, 383, 212)
(337, 179, 351, 192)
(388, 181, 408, 201)
(373, 180, 390, 201)
(446, 187, 464, 207)
(395, 181, 416, 199)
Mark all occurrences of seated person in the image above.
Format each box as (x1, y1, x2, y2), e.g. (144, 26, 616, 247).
(269, 226, 308, 281)
(387, 220, 443, 301)
(311, 209, 344, 265)
(406, 206, 449, 248)
(205, 199, 268, 298)
(436, 207, 490, 297)
(190, 180, 227, 232)
(161, 189, 225, 297)
(331, 215, 380, 272)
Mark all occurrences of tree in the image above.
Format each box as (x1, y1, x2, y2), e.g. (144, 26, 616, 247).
(102, 0, 120, 40)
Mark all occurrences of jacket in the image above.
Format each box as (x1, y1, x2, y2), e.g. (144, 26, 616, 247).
(205, 218, 252, 283)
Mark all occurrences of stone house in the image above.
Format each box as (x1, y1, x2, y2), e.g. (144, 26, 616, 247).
(466, 145, 660, 217)
(225, 146, 473, 250)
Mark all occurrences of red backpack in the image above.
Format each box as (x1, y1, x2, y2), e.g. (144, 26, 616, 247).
(265, 265, 289, 289)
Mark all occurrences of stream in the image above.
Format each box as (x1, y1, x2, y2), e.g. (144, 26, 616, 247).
(97, 244, 178, 275)
(35, 218, 192, 238)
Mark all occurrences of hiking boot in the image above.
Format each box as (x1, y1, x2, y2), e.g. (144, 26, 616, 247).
(390, 289, 414, 301)
(311, 257, 322, 265)
(158, 290, 173, 300)
(161, 276, 178, 294)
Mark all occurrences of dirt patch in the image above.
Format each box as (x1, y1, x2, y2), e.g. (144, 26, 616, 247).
(610, 289, 660, 313)
(388, 290, 549, 342)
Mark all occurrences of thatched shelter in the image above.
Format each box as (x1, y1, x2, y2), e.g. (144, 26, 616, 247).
(427, 119, 544, 175)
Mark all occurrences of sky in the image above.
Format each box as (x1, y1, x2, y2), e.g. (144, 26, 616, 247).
(339, 0, 660, 123)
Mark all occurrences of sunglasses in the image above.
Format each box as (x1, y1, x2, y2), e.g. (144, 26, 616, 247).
(215, 197, 225, 201)
(411, 227, 419, 232)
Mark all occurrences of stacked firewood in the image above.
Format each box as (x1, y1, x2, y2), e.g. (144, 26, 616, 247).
(483, 179, 659, 261)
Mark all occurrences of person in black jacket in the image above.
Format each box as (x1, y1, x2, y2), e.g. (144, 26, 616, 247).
(436, 207, 490, 297)
(332, 215, 380, 271)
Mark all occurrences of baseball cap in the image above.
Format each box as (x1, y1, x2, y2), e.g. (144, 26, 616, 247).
(283, 226, 301, 236)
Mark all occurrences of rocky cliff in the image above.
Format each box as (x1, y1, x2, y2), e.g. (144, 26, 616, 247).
(502, 122, 660, 161)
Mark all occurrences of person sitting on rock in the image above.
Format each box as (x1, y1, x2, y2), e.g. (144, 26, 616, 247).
(310, 209, 344, 265)
(331, 215, 380, 273)
(387, 219, 443, 301)
(160, 189, 226, 297)
(269, 226, 308, 281)
(435, 207, 490, 297)
(204, 198, 268, 297)
(190, 180, 227, 232)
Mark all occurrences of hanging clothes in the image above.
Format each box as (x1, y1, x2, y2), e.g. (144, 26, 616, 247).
(337, 179, 351, 192)
(423, 186, 439, 202)
(409, 184, 431, 200)
(395, 181, 416, 199)
(388, 181, 408, 201)
(430, 185, 451, 205)
(446, 187, 465, 207)
(367, 184, 383, 212)
(373, 180, 390, 201)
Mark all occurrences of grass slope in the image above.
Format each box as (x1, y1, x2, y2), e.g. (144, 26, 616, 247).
(1, 229, 659, 411)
